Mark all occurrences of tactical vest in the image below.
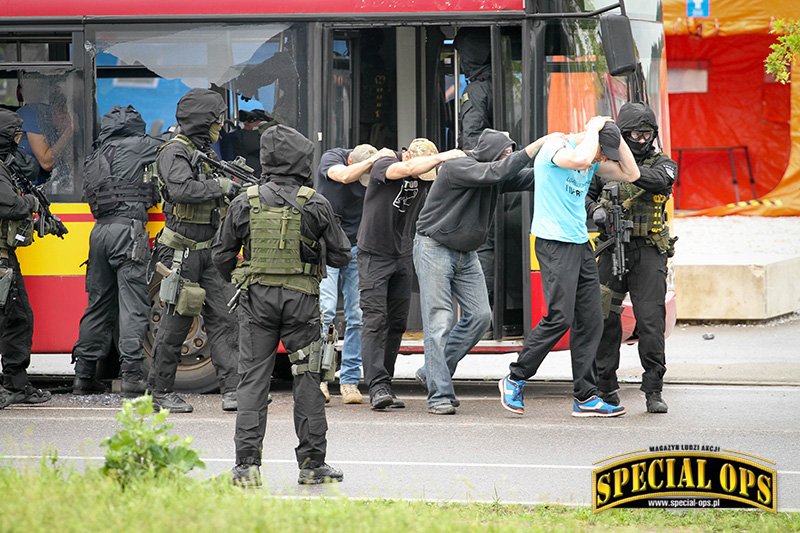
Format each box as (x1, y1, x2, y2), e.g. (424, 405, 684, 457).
(156, 134, 225, 225)
(84, 138, 158, 219)
(601, 153, 670, 239)
(233, 184, 322, 296)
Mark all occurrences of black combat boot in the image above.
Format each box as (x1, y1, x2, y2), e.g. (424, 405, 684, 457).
(72, 376, 106, 395)
(298, 463, 344, 485)
(120, 379, 148, 396)
(369, 385, 393, 410)
(152, 391, 193, 413)
(646, 392, 668, 414)
(9, 384, 52, 404)
(231, 464, 262, 488)
(222, 391, 237, 412)
(0, 387, 11, 410)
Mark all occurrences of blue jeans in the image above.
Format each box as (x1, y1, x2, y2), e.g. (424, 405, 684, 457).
(413, 234, 491, 407)
(319, 245, 363, 384)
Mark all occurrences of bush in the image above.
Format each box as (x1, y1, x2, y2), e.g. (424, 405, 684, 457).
(100, 395, 204, 486)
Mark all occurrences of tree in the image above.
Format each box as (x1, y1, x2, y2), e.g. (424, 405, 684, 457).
(765, 19, 800, 84)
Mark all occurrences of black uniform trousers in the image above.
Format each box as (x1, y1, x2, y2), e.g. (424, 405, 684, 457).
(234, 284, 328, 468)
(73, 222, 150, 380)
(0, 250, 34, 392)
(149, 243, 239, 393)
(596, 239, 667, 394)
(358, 251, 413, 394)
(510, 238, 602, 402)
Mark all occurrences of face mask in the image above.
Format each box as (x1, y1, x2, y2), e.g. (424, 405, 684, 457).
(209, 122, 222, 143)
(624, 135, 655, 161)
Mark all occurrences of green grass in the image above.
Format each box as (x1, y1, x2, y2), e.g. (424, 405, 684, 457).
(0, 462, 797, 532)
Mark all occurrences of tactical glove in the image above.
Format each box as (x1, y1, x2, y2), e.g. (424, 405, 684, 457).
(592, 206, 607, 228)
(216, 177, 241, 199)
(25, 195, 40, 213)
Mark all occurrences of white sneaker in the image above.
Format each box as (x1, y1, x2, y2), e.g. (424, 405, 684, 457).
(340, 384, 364, 405)
(320, 381, 331, 404)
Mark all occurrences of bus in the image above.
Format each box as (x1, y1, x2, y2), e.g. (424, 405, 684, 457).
(0, 0, 676, 392)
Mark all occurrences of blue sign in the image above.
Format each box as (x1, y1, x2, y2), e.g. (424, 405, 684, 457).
(687, 0, 710, 17)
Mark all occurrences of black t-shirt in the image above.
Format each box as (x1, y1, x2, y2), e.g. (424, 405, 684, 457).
(357, 152, 431, 257)
(315, 147, 366, 246)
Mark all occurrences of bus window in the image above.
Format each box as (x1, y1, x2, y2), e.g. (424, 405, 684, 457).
(92, 23, 309, 133)
(0, 37, 84, 201)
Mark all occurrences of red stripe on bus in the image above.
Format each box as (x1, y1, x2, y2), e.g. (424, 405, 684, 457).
(2, 0, 523, 17)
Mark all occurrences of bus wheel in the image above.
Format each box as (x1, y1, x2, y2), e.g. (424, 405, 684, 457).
(143, 281, 219, 394)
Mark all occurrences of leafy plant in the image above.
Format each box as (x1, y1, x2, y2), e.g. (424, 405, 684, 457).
(765, 19, 800, 84)
(100, 395, 204, 486)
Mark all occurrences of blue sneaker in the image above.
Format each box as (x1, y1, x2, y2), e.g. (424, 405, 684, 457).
(499, 375, 525, 414)
(572, 395, 626, 417)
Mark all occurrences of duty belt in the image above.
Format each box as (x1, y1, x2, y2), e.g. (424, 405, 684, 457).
(157, 226, 212, 251)
(96, 216, 144, 225)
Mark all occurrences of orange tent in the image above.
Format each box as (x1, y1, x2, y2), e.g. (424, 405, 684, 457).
(663, 0, 800, 215)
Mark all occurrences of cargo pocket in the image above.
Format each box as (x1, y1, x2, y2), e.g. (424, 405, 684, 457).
(307, 414, 328, 437)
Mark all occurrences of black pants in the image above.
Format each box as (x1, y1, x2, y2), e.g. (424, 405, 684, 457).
(0, 250, 33, 392)
(358, 251, 413, 394)
(234, 284, 328, 468)
(73, 222, 150, 380)
(596, 240, 667, 394)
(510, 238, 602, 401)
(149, 243, 239, 393)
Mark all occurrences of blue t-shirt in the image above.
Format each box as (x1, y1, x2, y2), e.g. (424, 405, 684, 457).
(530, 138, 598, 244)
(16, 104, 44, 157)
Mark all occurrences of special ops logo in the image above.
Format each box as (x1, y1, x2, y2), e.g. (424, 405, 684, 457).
(592, 445, 777, 513)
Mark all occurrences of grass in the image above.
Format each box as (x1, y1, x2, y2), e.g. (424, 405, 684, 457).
(0, 461, 798, 532)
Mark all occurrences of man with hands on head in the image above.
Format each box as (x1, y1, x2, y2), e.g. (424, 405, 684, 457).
(500, 116, 640, 418)
(314, 144, 394, 405)
(358, 139, 465, 411)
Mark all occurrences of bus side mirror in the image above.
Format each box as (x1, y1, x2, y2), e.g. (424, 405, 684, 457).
(599, 13, 638, 76)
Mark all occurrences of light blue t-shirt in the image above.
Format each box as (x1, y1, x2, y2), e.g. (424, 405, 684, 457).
(530, 138, 599, 244)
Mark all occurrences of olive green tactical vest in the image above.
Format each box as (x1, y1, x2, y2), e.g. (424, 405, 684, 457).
(601, 153, 670, 238)
(234, 184, 322, 296)
(157, 134, 225, 225)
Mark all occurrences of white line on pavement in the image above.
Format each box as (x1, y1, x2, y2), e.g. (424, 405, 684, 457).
(3, 455, 799, 475)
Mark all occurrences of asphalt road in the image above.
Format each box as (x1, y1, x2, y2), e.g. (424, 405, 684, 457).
(1, 381, 798, 511)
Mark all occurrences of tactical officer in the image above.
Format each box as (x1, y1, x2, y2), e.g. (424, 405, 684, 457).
(585, 102, 678, 414)
(0, 108, 56, 409)
(72, 105, 161, 395)
(212, 124, 351, 487)
(149, 89, 240, 413)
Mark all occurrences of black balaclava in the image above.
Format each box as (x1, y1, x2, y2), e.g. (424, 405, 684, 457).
(616, 102, 659, 162)
(0, 108, 23, 157)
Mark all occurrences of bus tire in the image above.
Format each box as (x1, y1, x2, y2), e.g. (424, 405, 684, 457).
(143, 278, 219, 394)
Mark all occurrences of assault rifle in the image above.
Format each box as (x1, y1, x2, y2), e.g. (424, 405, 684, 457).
(3, 154, 69, 239)
(190, 152, 259, 187)
(594, 183, 633, 280)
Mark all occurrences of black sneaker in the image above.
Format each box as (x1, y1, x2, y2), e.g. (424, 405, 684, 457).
(222, 391, 238, 412)
(152, 391, 193, 413)
(9, 384, 52, 405)
(646, 392, 668, 414)
(72, 376, 106, 395)
(388, 393, 406, 409)
(370, 386, 393, 410)
(120, 379, 147, 396)
(0, 387, 11, 410)
(231, 464, 262, 488)
(598, 390, 620, 406)
(298, 463, 343, 485)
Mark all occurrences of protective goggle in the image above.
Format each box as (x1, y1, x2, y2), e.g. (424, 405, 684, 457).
(628, 130, 655, 142)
